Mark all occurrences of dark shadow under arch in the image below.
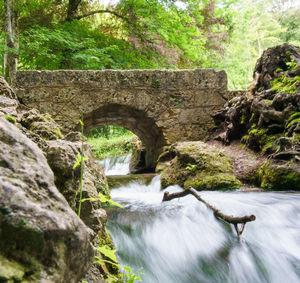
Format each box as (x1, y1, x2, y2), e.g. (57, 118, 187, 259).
(83, 104, 167, 170)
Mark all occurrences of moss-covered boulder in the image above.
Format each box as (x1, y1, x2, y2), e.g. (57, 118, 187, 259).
(156, 141, 241, 190)
(257, 160, 300, 191)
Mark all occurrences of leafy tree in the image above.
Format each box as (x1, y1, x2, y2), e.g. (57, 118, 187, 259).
(278, 7, 300, 46)
(216, 0, 288, 89)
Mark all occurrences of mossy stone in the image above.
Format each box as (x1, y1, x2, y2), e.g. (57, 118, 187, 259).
(258, 161, 300, 191)
(0, 255, 25, 282)
(157, 142, 241, 191)
(184, 173, 242, 191)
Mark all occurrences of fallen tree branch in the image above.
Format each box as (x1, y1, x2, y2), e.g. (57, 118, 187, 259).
(162, 187, 256, 237)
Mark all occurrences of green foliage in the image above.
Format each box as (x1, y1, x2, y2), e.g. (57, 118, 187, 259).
(289, 112, 300, 120)
(0, 32, 4, 76)
(87, 125, 133, 139)
(19, 21, 170, 70)
(73, 152, 88, 170)
(87, 126, 136, 159)
(95, 241, 142, 283)
(278, 7, 300, 46)
(215, 0, 291, 89)
(97, 246, 118, 264)
(106, 266, 143, 283)
(2, 0, 300, 87)
(74, 119, 86, 217)
(119, 266, 142, 283)
(81, 192, 124, 208)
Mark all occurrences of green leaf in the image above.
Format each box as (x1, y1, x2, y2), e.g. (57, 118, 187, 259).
(73, 153, 81, 169)
(94, 256, 119, 267)
(97, 246, 118, 263)
(3, 115, 17, 123)
(98, 192, 124, 208)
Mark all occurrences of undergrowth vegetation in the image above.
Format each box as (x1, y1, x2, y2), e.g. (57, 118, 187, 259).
(86, 125, 137, 159)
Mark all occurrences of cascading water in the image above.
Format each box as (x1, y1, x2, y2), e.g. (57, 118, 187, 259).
(104, 156, 300, 283)
(97, 154, 131, 175)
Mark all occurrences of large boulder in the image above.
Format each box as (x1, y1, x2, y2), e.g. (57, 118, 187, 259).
(0, 76, 118, 282)
(0, 117, 94, 282)
(253, 43, 300, 92)
(211, 44, 300, 190)
(156, 141, 241, 190)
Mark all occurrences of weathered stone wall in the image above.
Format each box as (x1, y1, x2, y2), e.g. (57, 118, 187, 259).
(15, 69, 230, 164)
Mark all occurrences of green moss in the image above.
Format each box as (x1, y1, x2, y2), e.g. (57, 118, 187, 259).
(271, 74, 300, 94)
(159, 142, 240, 191)
(287, 117, 300, 128)
(29, 121, 63, 140)
(261, 135, 278, 154)
(289, 112, 300, 120)
(243, 125, 278, 154)
(264, 99, 272, 104)
(151, 77, 160, 88)
(0, 215, 43, 281)
(258, 161, 300, 191)
(240, 113, 246, 124)
(184, 173, 241, 191)
(294, 133, 300, 142)
(241, 134, 249, 144)
(249, 113, 255, 122)
(3, 115, 17, 124)
(0, 255, 25, 282)
(286, 59, 298, 70)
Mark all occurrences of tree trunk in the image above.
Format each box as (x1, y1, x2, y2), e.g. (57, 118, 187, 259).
(4, 0, 19, 86)
(66, 0, 82, 22)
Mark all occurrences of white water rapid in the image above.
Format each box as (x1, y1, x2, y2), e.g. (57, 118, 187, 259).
(97, 154, 131, 175)
(103, 156, 300, 283)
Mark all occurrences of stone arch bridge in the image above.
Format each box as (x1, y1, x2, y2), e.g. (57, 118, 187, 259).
(15, 69, 231, 169)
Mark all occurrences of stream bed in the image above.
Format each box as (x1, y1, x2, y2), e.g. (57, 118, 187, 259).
(102, 155, 300, 283)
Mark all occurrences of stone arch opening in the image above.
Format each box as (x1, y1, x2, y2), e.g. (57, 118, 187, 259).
(83, 104, 167, 172)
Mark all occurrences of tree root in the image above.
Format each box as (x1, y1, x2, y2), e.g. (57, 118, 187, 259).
(162, 187, 256, 237)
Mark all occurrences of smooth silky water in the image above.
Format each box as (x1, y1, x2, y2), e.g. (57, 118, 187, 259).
(101, 155, 300, 283)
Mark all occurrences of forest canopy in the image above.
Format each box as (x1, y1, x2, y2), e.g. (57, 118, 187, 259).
(0, 0, 300, 89)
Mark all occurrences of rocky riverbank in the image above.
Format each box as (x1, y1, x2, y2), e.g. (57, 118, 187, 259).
(0, 77, 116, 282)
(212, 44, 300, 190)
(155, 44, 300, 191)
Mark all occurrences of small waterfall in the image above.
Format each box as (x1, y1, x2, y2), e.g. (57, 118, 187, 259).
(97, 154, 131, 175)
(104, 156, 300, 283)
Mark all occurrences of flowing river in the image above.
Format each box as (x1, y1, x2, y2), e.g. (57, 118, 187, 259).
(103, 155, 300, 283)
